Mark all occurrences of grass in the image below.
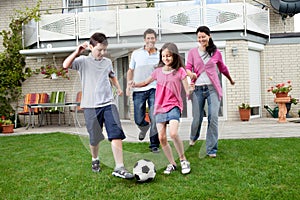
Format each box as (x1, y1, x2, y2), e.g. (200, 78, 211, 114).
(0, 133, 299, 200)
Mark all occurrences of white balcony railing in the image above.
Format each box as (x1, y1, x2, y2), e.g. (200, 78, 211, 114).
(23, 2, 270, 48)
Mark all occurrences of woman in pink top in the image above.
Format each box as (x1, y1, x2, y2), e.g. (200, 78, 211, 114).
(133, 43, 194, 175)
(186, 26, 235, 158)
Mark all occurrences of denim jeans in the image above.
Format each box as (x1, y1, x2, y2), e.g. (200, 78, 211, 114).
(190, 85, 220, 155)
(133, 89, 160, 148)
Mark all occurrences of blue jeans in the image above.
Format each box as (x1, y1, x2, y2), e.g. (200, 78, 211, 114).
(133, 89, 159, 148)
(190, 85, 220, 155)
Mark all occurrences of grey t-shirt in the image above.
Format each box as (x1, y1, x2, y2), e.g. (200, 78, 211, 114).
(71, 54, 115, 108)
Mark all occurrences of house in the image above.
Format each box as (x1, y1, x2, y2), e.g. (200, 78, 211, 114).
(0, 0, 299, 124)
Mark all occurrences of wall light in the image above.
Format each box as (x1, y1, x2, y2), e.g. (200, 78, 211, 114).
(232, 47, 238, 56)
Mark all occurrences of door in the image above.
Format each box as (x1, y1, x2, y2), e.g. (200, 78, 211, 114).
(115, 56, 130, 119)
(248, 50, 261, 117)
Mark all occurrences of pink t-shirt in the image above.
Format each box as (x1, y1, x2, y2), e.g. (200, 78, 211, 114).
(151, 67, 187, 115)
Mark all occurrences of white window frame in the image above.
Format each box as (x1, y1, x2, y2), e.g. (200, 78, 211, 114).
(63, 0, 107, 13)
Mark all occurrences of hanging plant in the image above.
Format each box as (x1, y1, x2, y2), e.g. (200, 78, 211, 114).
(40, 65, 69, 80)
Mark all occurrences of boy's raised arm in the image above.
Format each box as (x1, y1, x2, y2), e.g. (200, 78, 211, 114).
(63, 41, 89, 68)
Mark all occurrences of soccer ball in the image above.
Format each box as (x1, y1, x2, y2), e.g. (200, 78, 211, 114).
(133, 159, 156, 182)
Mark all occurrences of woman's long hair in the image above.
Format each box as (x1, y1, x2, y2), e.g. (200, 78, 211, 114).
(196, 26, 217, 56)
(158, 42, 184, 72)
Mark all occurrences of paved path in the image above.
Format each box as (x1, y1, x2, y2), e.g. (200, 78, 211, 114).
(2, 118, 300, 141)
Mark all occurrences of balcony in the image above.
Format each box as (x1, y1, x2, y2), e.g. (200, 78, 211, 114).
(21, 1, 270, 55)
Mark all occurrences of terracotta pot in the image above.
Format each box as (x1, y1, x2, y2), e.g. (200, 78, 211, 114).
(239, 108, 250, 121)
(145, 113, 150, 123)
(1, 124, 14, 134)
(275, 92, 288, 98)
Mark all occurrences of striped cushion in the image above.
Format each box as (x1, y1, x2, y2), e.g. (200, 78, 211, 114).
(19, 93, 40, 114)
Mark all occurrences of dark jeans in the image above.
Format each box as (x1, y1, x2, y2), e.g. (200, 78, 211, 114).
(133, 89, 159, 148)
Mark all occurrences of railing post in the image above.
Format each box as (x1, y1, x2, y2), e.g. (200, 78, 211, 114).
(75, 9, 79, 46)
(243, 0, 247, 37)
(117, 6, 120, 43)
(37, 20, 40, 48)
(157, 7, 162, 42)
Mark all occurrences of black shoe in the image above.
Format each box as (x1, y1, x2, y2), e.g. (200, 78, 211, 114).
(150, 147, 160, 153)
(139, 124, 150, 141)
(92, 160, 100, 172)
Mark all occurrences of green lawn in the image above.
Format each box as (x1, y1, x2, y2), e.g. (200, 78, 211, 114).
(0, 133, 299, 200)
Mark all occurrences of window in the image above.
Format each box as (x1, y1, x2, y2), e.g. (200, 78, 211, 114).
(63, 0, 107, 13)
(156, 0, 229, 8)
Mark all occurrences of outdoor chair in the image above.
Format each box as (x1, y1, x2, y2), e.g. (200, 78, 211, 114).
(17, 93, 40, 127)
(46, 91, 66, 125)
(68, 91, 83, 127)
(37, 93, 49, 126)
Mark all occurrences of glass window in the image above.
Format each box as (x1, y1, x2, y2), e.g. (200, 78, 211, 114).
(156, 0, 229, 8)
(65, 0, 83, 13)
(63, 0, 107, 13)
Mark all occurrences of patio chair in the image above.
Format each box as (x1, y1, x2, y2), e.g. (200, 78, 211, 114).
(17, 93, 40, 126)
(68, 91, 83, 127)
(37, 93, 49, 126)
(46, 91, 66, 125)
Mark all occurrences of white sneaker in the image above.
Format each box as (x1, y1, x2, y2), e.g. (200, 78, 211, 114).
(180, 160, 191, 174)
(189, 140, 196, 146)
(208, 153, 217, 158)
(163, 164, 176, 175)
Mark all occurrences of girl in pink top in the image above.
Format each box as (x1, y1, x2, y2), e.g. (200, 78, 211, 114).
(133, 43, 194, 175)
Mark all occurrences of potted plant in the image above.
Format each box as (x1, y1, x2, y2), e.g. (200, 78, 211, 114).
(145, 106, 150, 123)
(1, 119, 14, 134)
(0, 118, 3, 133)
(238, 103, 251, 121)
(267, 79, 292, 98)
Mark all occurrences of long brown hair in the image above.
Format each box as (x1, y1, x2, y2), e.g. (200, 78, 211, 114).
(158, 43, 184, 72)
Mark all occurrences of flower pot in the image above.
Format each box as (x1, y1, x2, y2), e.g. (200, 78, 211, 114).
(239, 108, 250, 121)
(51, 73, 58, 79)
(276, 92, 288, 98)
(1, 124, 14, 134)
(145, 113, 150, 123)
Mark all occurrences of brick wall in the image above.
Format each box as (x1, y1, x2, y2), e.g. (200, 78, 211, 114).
(262, 43, 300, 117)
(223, 40, 250, 120)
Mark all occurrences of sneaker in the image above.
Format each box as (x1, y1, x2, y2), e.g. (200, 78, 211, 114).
(92, 160, 100, 172)
(163, 164, 176, 175)
(139, 124, 150, 141)
(180, 160, 191, 174)
(208, 153, 217, 158)
(112, 166, 134, 179)
(150, 147, 160, 153)
(189, 140, 196, 146)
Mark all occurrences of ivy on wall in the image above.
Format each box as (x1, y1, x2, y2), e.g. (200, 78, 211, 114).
(0, 0, 41, 119)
